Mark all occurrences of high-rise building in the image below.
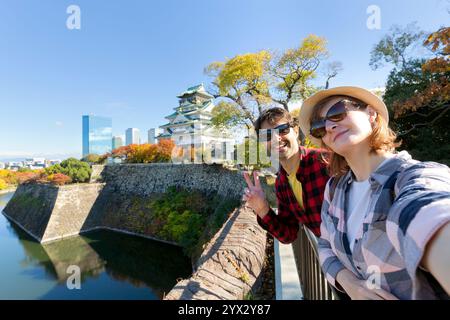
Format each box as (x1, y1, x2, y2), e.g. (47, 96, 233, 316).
(147, 128, 162, 144)
(126, 128, 140, 145)
(112, 136, 124, 150)
(82, 115, 112, 157)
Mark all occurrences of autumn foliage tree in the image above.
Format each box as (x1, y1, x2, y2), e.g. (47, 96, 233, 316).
(46, 173, 72, 185)
(0, 169, 45, 186)
(372, 24, 450, 165)
(111, 140, 176, 164)
(205, 35, 335, 131)
(111, 145, 130, 159)
(0, 178, 8, 190)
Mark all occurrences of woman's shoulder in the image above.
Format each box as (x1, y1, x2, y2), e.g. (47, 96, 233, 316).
(393, 152, 450, 192)
(397, 152, 450, 178)
(379, 151, 449, 178)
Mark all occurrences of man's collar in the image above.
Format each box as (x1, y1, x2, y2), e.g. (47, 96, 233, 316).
(279, 147, 304, 176)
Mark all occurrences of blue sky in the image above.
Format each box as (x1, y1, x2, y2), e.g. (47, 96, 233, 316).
(0, 0, 448, 159)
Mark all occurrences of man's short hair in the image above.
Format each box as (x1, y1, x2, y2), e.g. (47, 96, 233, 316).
(254, 107, 298, 133)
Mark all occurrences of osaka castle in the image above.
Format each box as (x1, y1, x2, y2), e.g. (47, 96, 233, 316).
(156, 84, 235, 161)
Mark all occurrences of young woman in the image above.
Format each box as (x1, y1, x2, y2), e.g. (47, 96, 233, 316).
(299, 86, 450, 300)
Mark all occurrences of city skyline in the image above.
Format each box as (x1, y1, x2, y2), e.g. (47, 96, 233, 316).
(1, 0, 449, 159)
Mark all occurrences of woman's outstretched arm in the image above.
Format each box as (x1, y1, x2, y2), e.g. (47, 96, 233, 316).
(421, 221, 450, 295)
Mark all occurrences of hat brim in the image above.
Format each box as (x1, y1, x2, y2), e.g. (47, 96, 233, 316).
(298, 86, 388, 146)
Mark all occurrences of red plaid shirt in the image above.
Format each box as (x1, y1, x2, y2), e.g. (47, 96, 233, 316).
(257, 146, 330, 242)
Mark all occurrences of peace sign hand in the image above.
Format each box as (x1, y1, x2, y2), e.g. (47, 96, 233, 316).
(242, 171, 270, 219)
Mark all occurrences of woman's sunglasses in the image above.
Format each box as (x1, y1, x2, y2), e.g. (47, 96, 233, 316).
(259, 123, 291, 142)
(309, 99, 366, 139)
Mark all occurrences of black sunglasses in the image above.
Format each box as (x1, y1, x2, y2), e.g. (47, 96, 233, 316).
(259, 123, 291, 142)
(310, 99, 366, 139)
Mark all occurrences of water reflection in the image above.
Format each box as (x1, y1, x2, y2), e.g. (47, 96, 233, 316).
(0, 192, 192, 300)
(42, 236, 106, 282)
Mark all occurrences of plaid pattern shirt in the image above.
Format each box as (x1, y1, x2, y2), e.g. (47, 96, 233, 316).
(257, 146, 330, 242)
(318, 151, 450, 299)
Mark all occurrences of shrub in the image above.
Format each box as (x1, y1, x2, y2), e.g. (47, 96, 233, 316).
(113, 140, 176, 164)
(45, 158, 91, 183)
(47, 173, 72, 185)
(0, 178, 7, 190)
(149, 187, 210, 256)
(0, 170, 15, 185)
(16, 171, 42, 184)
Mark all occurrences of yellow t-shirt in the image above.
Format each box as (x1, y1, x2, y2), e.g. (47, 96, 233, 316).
(287, 163, 304, 210)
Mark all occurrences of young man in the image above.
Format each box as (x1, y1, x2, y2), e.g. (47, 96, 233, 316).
(242, 107, 330, 242)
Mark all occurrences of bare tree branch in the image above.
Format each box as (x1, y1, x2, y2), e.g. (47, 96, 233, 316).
(398, 105, 449, 136)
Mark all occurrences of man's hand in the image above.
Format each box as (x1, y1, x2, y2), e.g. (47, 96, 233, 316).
(243, 171, 270, 219)
(336, 269, 398, 300)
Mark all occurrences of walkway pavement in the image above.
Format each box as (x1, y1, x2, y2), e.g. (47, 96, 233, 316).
(274, 239, 303, 300)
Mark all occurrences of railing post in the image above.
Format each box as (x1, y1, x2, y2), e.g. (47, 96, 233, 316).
(291, 225, 339, 300)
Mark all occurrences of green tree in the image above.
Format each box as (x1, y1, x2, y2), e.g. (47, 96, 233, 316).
(45, 158, 92, 183)
(369, 23, 425, 70)
(205, 50, 271, 125)
(371, 25, 450, 165)
(211, 101, 248, 131)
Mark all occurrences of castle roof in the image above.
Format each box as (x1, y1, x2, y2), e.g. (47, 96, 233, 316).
(176, 84, 214, 98)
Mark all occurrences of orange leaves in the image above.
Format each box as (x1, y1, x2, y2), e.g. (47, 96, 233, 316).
(115, 140, 176, 163)
(14, 171, 45, 185)
(393, 80, 450, 118)
(46, 173, 72, 185)
(2, 170, 71, 186)
(111, 145, 131, 158)
(422, 27, 450, 74)
(422, 58, 450, 74)
(0, 169, 49, 186)
(156, 139, 176, 162)
(423, 27, 449, 54)
(393, 27, 450, 118)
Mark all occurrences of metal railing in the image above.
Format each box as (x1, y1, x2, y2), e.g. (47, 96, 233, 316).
(291, 225, 339, 300)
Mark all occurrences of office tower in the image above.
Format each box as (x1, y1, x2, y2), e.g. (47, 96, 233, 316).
(82, 115, 112, 157)
(112, 136, 124, 150)
(147, 128, 162, 144)
(125, 128, 140, 145)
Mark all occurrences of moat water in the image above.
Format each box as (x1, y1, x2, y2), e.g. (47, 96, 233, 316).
(0, 192, 192, 299)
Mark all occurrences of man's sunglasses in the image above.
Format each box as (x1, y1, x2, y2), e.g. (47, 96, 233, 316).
(259, 123, 292, 142)
(309, 99, 366, 139)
